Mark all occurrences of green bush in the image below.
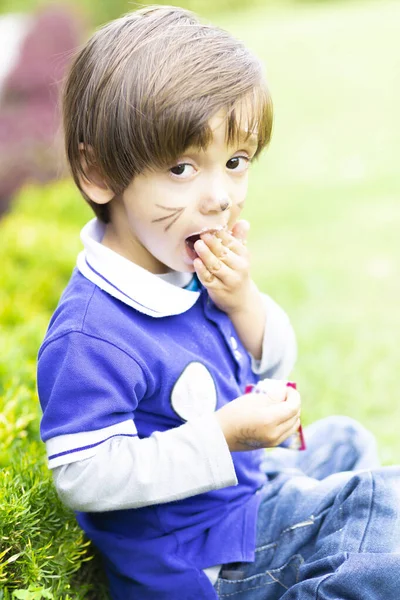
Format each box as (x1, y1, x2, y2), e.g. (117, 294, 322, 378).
(0, 450, 98, 598)
(0, 182, 109, 598)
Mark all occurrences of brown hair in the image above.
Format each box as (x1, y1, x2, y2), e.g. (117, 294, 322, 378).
(63, 5, 273, 222)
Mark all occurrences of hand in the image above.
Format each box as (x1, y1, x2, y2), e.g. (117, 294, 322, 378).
(215, 380, 301, 452)
(193, 220, 254, 315)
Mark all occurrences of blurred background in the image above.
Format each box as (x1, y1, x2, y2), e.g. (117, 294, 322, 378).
(0, 0, 399, 597)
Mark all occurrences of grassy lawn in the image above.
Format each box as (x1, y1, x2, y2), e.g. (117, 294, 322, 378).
(220, 0, 400, 463)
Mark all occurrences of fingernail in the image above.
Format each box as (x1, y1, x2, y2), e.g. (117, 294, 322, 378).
(195, 239, 206, 250)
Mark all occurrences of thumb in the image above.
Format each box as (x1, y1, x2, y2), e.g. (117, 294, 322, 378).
(231, 219, 250, 243)
(256, 379, 288, 403)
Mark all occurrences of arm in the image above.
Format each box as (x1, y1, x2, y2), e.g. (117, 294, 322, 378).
(54, 382, 300, 512)
(39, 331, 297, 514)
(193, 222, 296, 377)
(228, 287, 297, 378)
(53, 413, 236, 512)
(226, 280, 266, 360)
(38, 331, 236, 512)
(249, 293, 297, 379)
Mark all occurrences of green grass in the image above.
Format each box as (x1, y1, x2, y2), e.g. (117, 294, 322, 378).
(220, 0, 400, 463)
(0, 0, 399, 595)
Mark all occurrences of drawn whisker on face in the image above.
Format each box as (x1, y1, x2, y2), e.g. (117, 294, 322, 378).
(152, 205, 185, 231)
(165, 211, 184, 231)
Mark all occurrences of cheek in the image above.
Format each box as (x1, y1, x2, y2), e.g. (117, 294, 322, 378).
(235, 183, 248, 210)
(140, 221, 177, 255)
(233, 175, 248, 200)
(228, 181, 247, 223)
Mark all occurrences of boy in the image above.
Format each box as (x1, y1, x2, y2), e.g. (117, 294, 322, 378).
(37, 6, 400, 599)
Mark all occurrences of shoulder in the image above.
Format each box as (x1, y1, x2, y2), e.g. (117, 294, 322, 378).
(39, 269, 150, 363)
(37, 272, 152, 401)
(41, 268, 110, 338)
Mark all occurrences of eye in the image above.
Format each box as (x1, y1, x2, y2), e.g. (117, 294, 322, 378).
(226, 156, 250, 173)
(169, 163, 196, 179)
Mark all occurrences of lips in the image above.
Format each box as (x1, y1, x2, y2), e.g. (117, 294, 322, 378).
(184, 226, 224, 261)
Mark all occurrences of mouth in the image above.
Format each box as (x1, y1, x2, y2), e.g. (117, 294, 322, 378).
(185, 226, 225, 261)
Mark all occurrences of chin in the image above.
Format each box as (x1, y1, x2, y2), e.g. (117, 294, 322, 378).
(157, 256, 194, 274)
(174, 254, 197, 273)
(176, 262, 196, 274)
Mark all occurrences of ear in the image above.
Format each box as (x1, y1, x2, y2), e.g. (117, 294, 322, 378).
(78, 144, 114, 205)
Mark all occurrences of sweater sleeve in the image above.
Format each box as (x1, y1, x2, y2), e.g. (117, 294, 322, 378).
(37, 331, 146, 468)
(250, 293, 297, 379)
(53, 413, 237, 512)
(37, 331, 237, 511)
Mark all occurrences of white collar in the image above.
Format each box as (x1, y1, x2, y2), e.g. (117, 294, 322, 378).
(76, 219, 200, 318)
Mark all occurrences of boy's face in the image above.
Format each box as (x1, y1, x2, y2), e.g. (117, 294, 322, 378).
(103, 109, 258, 274)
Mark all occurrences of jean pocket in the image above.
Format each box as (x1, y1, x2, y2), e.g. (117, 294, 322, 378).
(216, 553, 304, 599)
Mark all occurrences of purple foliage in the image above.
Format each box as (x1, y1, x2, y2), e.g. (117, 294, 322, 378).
(0, 6, 83, 216)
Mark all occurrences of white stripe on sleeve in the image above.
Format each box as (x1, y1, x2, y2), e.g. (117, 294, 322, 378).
(46, 420, 138, 469)
(52, 413, 237, 512)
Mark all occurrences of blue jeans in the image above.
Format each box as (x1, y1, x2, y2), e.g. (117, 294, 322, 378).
(215, 416, 400, 599)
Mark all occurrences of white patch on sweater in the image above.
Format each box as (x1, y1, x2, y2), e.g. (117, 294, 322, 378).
(171, 362, 217, 421)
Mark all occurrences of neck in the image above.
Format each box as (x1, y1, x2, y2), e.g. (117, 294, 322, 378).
(101, 220, 169, 275)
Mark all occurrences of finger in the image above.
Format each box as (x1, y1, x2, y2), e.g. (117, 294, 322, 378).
(274, 410, 301, 435)
(274, 417, 302, 447)
(193, 257, 231, 289)
(200, 232, 229, 260)
(216, 228, 248, 257)
(201, 232, 247, 271)
(285, 387, 302, 413)
(193, 239, 231, 282)
(263, 393, 301, 426)
(249, 389, 282, 406)
(231, 219, 250, 244)
(193, 257, 216, 286)
(274, 416, 301, 444)
(256, 379, 288, 403)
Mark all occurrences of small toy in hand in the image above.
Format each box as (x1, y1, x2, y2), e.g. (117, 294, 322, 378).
(245, 381, 306, 450)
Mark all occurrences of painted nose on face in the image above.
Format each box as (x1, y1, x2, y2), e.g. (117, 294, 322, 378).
(200, 189, 232, 215)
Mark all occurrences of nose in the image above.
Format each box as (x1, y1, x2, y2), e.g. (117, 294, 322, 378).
(220, 200, 231, 211)
(200, 181, 232, 215)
